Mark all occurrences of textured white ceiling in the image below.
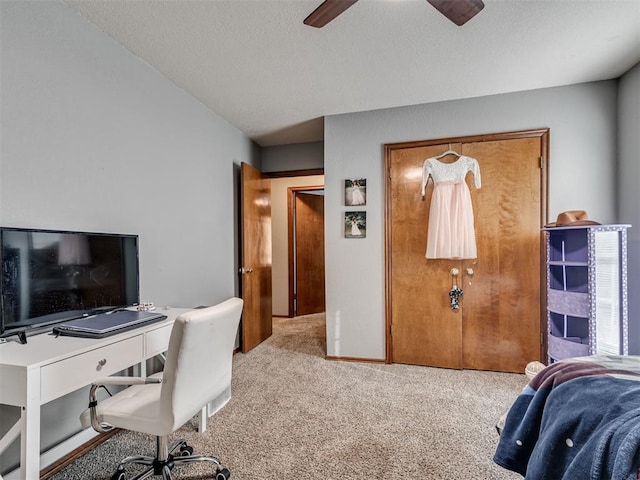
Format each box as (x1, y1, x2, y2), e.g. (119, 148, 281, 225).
(63, 0, 640, 146)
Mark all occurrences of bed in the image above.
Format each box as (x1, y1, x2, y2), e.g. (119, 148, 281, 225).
(493, 355, 640, 480)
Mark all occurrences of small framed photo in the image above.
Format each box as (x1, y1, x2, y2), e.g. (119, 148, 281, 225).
(345, 179, 366, 206)
(345, 211, 366, 238)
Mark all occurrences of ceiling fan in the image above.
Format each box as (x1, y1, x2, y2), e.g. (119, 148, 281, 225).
(304, 0, 485, 28)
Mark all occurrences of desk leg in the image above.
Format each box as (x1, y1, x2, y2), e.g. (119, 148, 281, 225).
(198, 407, 207, 433)
(133, 360, 146, 378)
(21, 369, 41, 480)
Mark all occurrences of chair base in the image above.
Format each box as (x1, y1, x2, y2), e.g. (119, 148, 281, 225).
(110, 437, 231, 480)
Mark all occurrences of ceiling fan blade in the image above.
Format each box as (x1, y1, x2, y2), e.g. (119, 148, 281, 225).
(426, 0, 485, 26)
(304, 0, 358, 28)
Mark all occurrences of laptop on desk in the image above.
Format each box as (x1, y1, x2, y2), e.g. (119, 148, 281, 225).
(53, 310, 167, 338)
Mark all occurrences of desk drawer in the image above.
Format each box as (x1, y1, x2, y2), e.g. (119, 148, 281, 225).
(41, 336, 143, 403)
(145, 324, 172, 358)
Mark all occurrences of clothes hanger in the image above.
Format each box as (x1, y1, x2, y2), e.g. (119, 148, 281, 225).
(434, 143, 461, 159)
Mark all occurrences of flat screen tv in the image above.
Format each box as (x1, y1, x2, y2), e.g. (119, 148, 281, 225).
(0, 227, 139, 336)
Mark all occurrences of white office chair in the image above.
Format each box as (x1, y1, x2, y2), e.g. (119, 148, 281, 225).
(81, 298, 243, 480)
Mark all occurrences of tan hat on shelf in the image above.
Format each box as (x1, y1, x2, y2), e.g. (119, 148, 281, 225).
(544, 210, 601, 228)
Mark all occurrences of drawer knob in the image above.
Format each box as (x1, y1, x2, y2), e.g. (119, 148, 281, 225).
(97, 358, 107, 371)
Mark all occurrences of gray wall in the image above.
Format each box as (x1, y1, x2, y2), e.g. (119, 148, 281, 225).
(0, 0, 258, 473)
(261, 141, 324, 173)
(324, 81, 622, 360)
(618, 62, 640, 354)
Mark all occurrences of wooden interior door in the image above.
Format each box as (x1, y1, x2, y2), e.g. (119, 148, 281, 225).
(240, 162, 272, 352)
(460, 137, 544, 372)
(294, 192, 326, 316)
(388, 143, 464, 369)
(386, 130, 548, 373)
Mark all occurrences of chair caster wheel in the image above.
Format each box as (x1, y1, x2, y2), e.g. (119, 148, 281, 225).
(111, 469, 126, 480)
(216, 467, 231, 480)
(179, 445, 194, 456)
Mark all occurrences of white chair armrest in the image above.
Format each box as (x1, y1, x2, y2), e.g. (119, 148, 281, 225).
(92, 376, 163, 387)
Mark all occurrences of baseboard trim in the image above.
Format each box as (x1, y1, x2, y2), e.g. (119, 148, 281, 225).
(325, 355, 387, 364)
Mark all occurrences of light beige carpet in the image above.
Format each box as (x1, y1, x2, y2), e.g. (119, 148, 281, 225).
(51, 314, 524, 479)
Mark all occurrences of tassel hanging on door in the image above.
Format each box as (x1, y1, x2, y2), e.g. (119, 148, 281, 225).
(449, 268, 463, 311)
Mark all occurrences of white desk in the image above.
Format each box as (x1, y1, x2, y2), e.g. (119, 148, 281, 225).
(0, 307, 191, 480)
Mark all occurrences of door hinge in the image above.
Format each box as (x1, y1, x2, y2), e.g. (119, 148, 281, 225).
(539, 156, 544, 169)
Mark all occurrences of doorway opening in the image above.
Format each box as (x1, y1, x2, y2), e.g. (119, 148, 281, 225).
(288, 186, 325, 317)
(241, 168, 325, 353)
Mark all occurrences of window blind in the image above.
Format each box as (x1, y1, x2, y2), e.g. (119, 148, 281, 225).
(594, 231, 620, 355)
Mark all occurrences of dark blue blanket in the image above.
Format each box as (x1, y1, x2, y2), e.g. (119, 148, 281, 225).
(494, 356, 640, 480)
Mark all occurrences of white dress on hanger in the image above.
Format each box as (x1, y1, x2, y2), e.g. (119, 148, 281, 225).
(421, 155, 481, 259)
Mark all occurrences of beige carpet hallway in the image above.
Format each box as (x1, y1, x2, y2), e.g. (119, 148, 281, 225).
(50, 314, 524, 479)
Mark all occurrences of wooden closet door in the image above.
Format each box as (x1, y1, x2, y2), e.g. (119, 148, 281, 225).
(389, 143, 464, 369)
(386, 131, 547, 373)
(460, 137, 543, 372)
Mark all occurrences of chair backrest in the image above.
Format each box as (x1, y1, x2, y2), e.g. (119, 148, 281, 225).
(159, 297, 243, 432)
